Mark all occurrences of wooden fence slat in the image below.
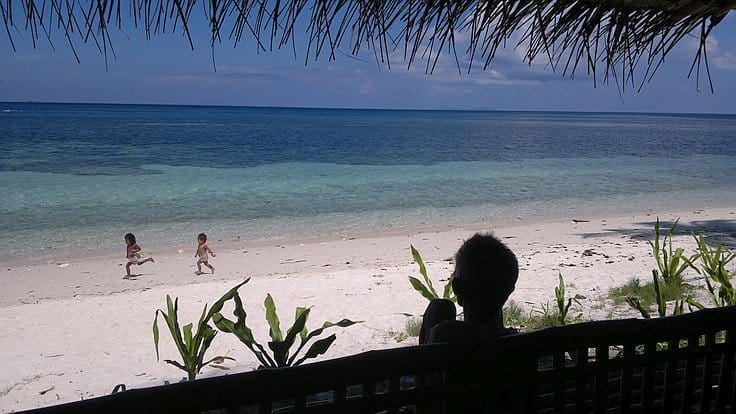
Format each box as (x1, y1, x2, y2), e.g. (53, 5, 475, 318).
(680, 335, 698, 414)
(662, 339, 678, 412)
(641, 342, 655, 413)
(575, 347, 588, 414)
(716, 329, 735, 411)
(619, 344, 634, 414)
(594, 345, 608, 414)
(553, 351, 565, 414)
(700, 332, 715, 413)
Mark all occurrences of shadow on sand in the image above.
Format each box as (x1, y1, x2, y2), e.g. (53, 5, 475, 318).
(580, 218, 736, 249)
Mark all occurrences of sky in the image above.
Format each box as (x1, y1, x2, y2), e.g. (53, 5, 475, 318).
(1, 6, 736, 114)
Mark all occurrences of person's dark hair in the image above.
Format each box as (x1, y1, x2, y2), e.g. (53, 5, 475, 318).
(198, 233, 207, 242)
(125, 233, 136, 244)
(451, 233, 518, 312)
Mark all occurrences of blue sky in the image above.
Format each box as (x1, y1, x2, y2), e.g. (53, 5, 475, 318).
(1, 10, 736, 113)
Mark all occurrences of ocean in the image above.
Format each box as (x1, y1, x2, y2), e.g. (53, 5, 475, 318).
(2, 102, 735, 262)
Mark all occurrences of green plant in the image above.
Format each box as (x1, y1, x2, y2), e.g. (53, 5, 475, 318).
(609, 275, 689, 307)
(528, 303, 563, 329)
(625, 271, 702, 318)
(152, 279, 249, 380)
(610, 277, 654, 305)
(555, 273, 583, 325)
(503, 300, 530, 329)
(691, 235, 736, 307)
(649, 217, 692, 283)
(529, 275, 584, 329)
(405, 317, 422, 337)
(393, 331, 409, 343)
(214, 293, 359, 368)
(408, 245, 455, 302)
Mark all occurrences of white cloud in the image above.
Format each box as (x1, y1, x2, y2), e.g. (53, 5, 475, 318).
(714, 52, 736, 69)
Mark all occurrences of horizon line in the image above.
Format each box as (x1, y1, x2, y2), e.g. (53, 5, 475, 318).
(2, 100, 735, 117)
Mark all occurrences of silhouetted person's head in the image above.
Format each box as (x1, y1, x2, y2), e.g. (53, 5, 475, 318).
(451, 233, 518, 323)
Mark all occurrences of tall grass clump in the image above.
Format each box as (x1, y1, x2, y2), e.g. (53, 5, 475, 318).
(625, 271, 702, 318)
(609, 275, 689, 307)
(503, 300, 530, 330)
(405, 317, 422, 337)
(624, 219, 704, 319)
(529, 274, 583, 329)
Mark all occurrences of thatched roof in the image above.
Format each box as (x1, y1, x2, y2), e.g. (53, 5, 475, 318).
(3, 1, 735, 90)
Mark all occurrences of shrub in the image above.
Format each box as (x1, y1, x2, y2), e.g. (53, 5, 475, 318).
(152, 279, 249, 380)
(213, 293, 359, 368)
(529, 274, 584, 329)
(405, 317, 422, 337)
(690, 235, 736, 307)
(609, 275, 690, 307)
(649, 217, 692, 283)
(503, 300, 530, 329)
(625, 271, 702, 318)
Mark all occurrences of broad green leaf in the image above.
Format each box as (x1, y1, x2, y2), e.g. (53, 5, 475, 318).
(282, 307, 311, 360)
(411, 245, 428, 279)
(161, 298, 187, 364)
(296, 307, 309, 341)
(153, 310, 161, 360)
(191, 305, 210, 353)
(264, 294, 283, 342)
(195, 327, 218, 370)
(212, 313, 236, 332)
(409, 276, 438, 301)
(183, 323, 194, 352)
(411, 245, 438, 297)
(205, 278, 250, 323)
(287, 319, 360, 366)
(293, 334, 337, 366)
(213, 299, 276, 368)
(442, 279, 454, 301)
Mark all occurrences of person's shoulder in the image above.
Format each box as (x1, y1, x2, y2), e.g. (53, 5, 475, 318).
(428, 320, 514, 344)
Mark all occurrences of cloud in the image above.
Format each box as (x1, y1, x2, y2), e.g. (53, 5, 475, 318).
(714, 53, 736, 69)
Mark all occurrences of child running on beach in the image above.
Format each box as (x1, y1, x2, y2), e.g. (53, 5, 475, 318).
(124, 233, 154, 278)
(195, 233, 215, 275)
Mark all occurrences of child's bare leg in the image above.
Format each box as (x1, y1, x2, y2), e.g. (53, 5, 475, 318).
(125, 262, 133, 276)
(142, 257, 154, 265)
(196, 260, 203, 274)
(206, 263, 215, 274)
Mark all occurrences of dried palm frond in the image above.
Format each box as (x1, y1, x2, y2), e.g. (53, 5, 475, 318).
(2, 1, 734, 89)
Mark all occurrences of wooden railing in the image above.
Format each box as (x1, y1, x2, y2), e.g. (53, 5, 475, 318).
(24, 306, 736, 413)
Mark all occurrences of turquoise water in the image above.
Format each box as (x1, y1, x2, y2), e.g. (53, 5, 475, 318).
(1, 103, 735, 261)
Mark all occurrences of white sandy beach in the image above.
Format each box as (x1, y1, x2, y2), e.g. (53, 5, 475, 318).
(1, 207, 735, 412)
